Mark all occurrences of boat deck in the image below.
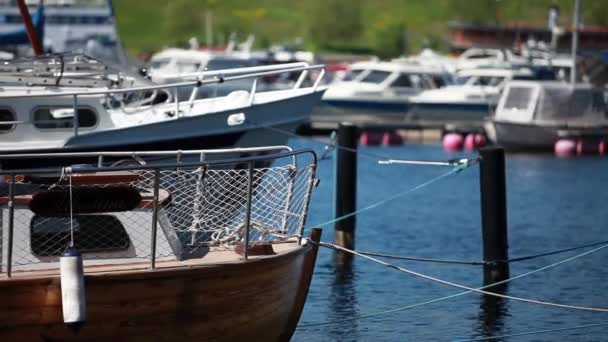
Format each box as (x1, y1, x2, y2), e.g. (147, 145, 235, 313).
(0, 239, 303, 280)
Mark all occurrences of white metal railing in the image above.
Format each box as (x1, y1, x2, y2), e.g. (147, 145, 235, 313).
(0, 63, 326, 136)
(0, 64, 325, 99)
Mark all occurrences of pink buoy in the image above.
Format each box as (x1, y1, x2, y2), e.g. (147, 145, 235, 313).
(464, 134, 476, 151)
(443, 133, 464, 152)
(554, 139, 576, 157)
(464, 133, 488, 151)
(599, 141, 606, 156)
(382, 132, 404, 146)
(359, 131, 382, 146)
(576, 139, 600, 155)
(474, 133, 487, 148)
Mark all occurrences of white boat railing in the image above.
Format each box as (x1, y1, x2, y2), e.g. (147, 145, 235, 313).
(0, 63, 326, 137)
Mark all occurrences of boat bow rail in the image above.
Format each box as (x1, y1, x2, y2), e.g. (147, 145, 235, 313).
(0, 146, 318, 276)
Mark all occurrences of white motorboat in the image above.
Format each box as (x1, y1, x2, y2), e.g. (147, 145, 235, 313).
(407, 68, 535, 123)
(318, 60, 453, 120)
(489, 80, 608, 150)
(0, 54, 327, 154)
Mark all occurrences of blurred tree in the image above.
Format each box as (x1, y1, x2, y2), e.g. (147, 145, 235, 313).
(369, 19, 409, 58)
(448, 0, 500, 25)
(308, 0, 363, 49)
(163, 0, 204, 45)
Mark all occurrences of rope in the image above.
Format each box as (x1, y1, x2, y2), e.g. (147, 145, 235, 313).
(249, 119, 470, 167)
(358, 239, 608, 266)
(297, 241, 608, 328)
(309, 162, 474, 229)
(320, 241, 608, 312)
(506, 239, 608, 263)
(453, 321, 608, 341)
(358, 251, 486, 265)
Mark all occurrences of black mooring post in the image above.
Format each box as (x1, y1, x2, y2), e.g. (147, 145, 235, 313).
(334, 122, 358, 251)
(479, 147, 510, 285)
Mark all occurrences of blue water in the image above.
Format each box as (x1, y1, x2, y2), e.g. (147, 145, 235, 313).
(288, 140, 608, 341)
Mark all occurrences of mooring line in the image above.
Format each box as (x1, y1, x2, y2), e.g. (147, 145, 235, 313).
(249, 120, 472, 167)
(297, 241, 608, 328)
(320, 241, 608, 312)
(358, 239, 608, 266)
(358, 251, 486, 265)
(452, 321, 608, 341)
(505, 239, 608, 263)
(309, 162, 473, 229)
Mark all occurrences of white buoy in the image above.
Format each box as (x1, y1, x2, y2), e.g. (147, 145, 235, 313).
(60, 246, 86, 329)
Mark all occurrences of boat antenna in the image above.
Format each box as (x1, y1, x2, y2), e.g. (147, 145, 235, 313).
(16, 0, 43, 56)
(570, 0, 580, 85)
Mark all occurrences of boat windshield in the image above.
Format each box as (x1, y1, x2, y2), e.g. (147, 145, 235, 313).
(503, 86, 534, 111)
(359, 70, 391, 84)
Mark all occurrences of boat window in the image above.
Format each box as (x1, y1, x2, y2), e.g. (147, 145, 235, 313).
(503, 87, 533, 111)
(476, 76, 505, 86)
(176, 62, 201, 73)
(30, 215, 130, 257)
(206, 59, 251, 70)
(0, 108, 15, 132)
(150, 59, 170, 69)
(33, 107, 97, 129)
(431, 75, 448, 88)
(537, 87, 591, 120)
(342, 69, 363, 81)
(360, 70, 391, 84)
(592, 91, 608, 116)
(390, 73, 414, 88)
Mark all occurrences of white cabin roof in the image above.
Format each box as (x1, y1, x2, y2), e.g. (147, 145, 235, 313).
(457, 68, 534, 78)
(349, 60, 447, 74)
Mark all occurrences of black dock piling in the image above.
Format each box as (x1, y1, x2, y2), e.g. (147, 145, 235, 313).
(334, 122, 358, 253)
(479, 147, 510, 285)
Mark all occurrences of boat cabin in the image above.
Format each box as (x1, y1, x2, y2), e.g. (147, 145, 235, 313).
(494, 81, 608, 126)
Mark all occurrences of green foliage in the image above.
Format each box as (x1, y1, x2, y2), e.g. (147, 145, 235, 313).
(113, 0, 608, 57)
(308, 0, 363, 50)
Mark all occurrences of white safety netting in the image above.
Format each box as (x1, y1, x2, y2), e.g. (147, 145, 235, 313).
(0, 154, 316, 271)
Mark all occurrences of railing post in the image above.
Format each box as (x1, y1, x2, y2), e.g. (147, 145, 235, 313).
(249, 78, 257, 106)
(334, 122, 358, 251)
(6, 174, 14, 278)
(149, 169, 160, 269)
(243, 161, 254, 260)
(174, 87, 180, 118)
(72, 94, 79, 137)
(479, 147, 510, 284)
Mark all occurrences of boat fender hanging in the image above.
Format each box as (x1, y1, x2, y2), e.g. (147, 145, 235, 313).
(29, 185, 142, 216)
(60, 246, 86, 329)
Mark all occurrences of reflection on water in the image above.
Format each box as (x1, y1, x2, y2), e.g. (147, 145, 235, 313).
(475, 283, 509, 341)
(327, 251, 359, 340)
(293, 143, 608, 340)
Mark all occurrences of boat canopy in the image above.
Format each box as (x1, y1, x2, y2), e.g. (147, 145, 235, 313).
(496, 81, 608, 125)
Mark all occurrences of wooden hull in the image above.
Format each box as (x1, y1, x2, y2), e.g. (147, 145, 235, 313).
(0, 235, 320, 341)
